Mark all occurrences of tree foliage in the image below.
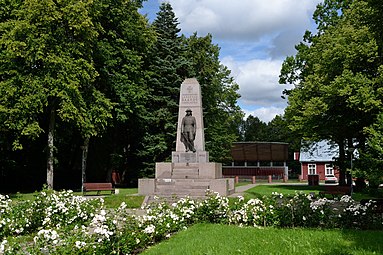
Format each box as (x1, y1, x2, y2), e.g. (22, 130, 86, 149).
(240, 115, 269, 142)
(279, 0, 383, 185)
(0, 0, 113, 188)
(0, 1, 244, 190)
(184, 33, 243, 162)
(357, 112, 383, 188)
(87, 0, 155, 182)
(133, 2, 189, 176)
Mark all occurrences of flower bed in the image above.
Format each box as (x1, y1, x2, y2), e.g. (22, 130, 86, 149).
(0, 190, 382, 254)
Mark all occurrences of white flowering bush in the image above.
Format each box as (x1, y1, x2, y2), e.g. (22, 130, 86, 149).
(0, 198, 35, 237)
(229, 197, 277, 227)
(0, 189, 381, 254)
(336, 195, 379, 229)
(33, 190, 102, 230)
(0, 189, 102, 240)
(0, 238, 22, 255)
(194, 190, 230, 223)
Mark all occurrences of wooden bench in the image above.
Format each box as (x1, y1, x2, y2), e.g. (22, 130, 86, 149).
(319, 185, 352, 199)
(83, 183, 115, 195)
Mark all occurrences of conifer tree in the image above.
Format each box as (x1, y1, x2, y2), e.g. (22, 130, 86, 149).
(137, 2, 189, 175)
(184, 33, 243, 162)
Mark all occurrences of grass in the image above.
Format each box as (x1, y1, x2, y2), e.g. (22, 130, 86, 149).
(102, 188, 144, 208)
(142, 223, 383, 255)
(8, 191, 40, 202)
(244, 184, 323, 198)
(6, 188, 144, 209)
(235, 181, 253, 187)
(243, 184, 378, 201)
(6, 183, 380, 209)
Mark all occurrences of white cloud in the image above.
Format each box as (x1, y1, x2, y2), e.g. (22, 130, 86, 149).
(222, 57, 293, 108)
(168, 0, 321, 42)
(243, 106, 285, 123)
(151, 0, 323, 122)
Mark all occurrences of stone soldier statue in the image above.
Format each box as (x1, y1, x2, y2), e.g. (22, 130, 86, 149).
(181, 109, 196, 152)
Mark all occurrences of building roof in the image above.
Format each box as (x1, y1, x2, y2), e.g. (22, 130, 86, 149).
(299, 140, 338, 162)
(231, 142, 289, 162)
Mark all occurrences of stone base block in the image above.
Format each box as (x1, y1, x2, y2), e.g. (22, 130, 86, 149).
(138, 179, 155, 195)
(198, 163, 222, 179)
(155, 162, 172, 178)
(138, 177, 235, 197)
(209, 178, 235, 196)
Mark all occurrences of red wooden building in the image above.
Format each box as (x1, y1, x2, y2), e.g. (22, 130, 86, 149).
(298, 141, 340, 181)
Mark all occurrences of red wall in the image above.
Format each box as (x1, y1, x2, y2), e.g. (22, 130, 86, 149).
(301, 163, 340, 180)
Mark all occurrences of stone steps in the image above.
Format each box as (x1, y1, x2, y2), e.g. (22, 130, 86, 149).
(155, 178, 210, 196)
(156, 179, 210, 187)
(142, 195, 207, 207)
(155, 190, 207, 196)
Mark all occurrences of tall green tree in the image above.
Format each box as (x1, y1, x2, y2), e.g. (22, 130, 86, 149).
(358, 112, 383, 188)
(279, 0, 383, 185)
(240, 115, 269, 142)
(184, 33, 243, 162)
(137, 2, 189, 176)
(87, 0, 155, 181)
(0, 0, 112, 189)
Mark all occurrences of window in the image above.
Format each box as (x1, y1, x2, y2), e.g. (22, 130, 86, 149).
(325, 164, 334, 175)
(308, 164, 316, 175)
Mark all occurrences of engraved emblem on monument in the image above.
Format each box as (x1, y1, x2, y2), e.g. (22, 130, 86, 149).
(182, 85, 197, 104)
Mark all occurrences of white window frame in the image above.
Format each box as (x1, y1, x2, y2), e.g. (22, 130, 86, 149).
(308, 164, 316, 175)
(325, 164, 334, 175)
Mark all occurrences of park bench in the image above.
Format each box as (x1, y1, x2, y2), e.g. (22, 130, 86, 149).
(319, 185, 352, 199)
(83, 183, 115, 195)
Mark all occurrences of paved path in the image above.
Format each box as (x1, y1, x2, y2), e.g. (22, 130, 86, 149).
(228, 182, 309, 197)
(228, 183, 257, 197)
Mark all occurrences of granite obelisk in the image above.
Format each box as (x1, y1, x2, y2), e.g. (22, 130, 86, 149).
(172, 78, 208, 163)
(138, 78, 234, 201)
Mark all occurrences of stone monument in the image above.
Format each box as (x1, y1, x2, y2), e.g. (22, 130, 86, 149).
(138, 78, 234, 201)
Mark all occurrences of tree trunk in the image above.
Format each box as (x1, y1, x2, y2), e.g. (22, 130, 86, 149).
(46, 105, 56, 189)
(81, 138, 89, 193)
(338, 140, 346, 186)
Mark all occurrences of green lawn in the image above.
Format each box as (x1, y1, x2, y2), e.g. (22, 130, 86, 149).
(142, 223, 383, 255)
(102, 188, 144, 208)
(6, 188, 144, 209)
(244, 184, 323, 198)
(243, 184, 378, 201)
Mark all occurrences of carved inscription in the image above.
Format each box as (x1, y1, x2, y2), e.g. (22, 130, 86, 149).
(180, 153, 196, 163)
(182, 95, 198, 104)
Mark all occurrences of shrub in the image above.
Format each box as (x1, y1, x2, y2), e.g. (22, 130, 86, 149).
(0, 190, 381, 254)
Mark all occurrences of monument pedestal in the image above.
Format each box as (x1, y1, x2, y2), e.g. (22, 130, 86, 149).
(138, 78, 234, 203)
(155, 162, 222, 179)
(139, 160, 235, 197)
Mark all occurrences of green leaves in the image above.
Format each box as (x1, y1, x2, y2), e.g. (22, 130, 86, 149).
(0, 0, 244, 184)
(281, 0, 383, 140)
(280, 0, 383, 185)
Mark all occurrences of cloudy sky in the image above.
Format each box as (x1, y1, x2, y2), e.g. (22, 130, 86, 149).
(141, 0, 323, 123)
